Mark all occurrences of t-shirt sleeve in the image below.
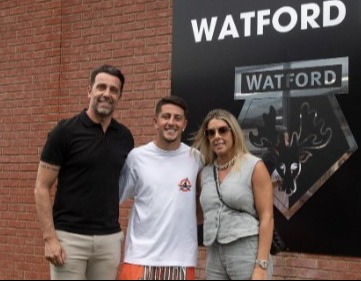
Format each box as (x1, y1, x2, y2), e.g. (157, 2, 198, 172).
(40, 120, 67, 166)
(119, 151, 137, 203)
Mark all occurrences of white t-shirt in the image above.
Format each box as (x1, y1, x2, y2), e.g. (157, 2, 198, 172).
(119, 141, 203, 267)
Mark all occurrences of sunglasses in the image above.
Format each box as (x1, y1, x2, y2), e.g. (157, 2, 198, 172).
(204, 126, 231, 138)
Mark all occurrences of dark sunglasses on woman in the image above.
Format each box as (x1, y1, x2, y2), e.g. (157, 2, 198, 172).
(204, 126, 231, 138)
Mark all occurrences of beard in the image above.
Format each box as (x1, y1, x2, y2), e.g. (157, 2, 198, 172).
(92, 100, 114, 118)
(95, 106, 113, 117)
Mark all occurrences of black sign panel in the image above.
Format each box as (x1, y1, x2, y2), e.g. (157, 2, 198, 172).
(172, 0, 361, 256)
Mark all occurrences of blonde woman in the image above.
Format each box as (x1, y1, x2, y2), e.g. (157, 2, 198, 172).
(192, 109, 274, 280)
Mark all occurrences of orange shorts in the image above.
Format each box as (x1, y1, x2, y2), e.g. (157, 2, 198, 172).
(118, 263, 195, 280)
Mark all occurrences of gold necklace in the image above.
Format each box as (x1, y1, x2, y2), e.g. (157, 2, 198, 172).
(214, 156, 236, 170)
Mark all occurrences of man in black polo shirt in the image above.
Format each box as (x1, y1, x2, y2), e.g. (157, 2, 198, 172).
(34, 64, 134, 280)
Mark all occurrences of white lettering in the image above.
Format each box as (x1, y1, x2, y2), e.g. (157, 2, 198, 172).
(263, 75, 275, 90)
(191, 17, 217, 43)
(246, 74, 263, 91)
(295, 73, 308, 87)
(324, 70, 337, 85)
(274, 74, 284, 89)
(323, 0, 346, 27)
(257, 10, 271, 35)
(240, 11, 255, 37)
(273, 7, 298, 33)
(311, 71, 322, 86)
(190, 1, 347, 43)
(286, 73, 295, 88)
(242, 68, 341, 92)
(218, 15, 239, 40)
(301, 3, 321, 30)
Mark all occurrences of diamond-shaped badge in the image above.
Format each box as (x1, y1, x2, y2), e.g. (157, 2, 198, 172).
(235, 57, 358, 219)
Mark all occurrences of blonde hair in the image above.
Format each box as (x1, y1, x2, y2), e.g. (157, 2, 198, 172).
(191, 109, 249, 166)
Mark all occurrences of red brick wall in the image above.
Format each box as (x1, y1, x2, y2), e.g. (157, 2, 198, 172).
(0, 0, 360, 279)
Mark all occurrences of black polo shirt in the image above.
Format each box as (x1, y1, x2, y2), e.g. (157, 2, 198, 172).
(41, 110, 134, 235)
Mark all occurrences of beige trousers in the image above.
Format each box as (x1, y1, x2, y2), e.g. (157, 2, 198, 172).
(50, 230, 123, 280)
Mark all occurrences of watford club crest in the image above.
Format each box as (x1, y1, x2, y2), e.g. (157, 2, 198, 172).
(178, 178, 192, 192)
(235, 57, 358, 219)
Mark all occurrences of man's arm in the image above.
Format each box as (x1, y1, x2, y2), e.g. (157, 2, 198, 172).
(34, 161, 65, 265)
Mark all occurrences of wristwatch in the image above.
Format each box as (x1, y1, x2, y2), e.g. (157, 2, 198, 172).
(255, 259, 269, 269)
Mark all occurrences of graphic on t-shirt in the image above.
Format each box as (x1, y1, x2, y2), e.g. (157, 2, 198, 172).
(178, 178, 192, 192)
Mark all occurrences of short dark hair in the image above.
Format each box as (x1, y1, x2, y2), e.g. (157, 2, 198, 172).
(155, 96, 188, 118)
(90, 64, 125, 92)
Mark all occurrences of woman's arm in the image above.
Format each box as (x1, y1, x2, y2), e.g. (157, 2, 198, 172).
(251, 161, 274, 279)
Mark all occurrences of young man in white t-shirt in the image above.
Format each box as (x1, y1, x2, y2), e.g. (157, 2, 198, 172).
(118, 96, 203, 280)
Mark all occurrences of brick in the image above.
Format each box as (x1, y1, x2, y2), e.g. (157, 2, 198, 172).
(1, 0, 361, 280)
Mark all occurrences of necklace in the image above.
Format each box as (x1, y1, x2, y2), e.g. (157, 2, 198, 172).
(214, 156, 236, 170)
